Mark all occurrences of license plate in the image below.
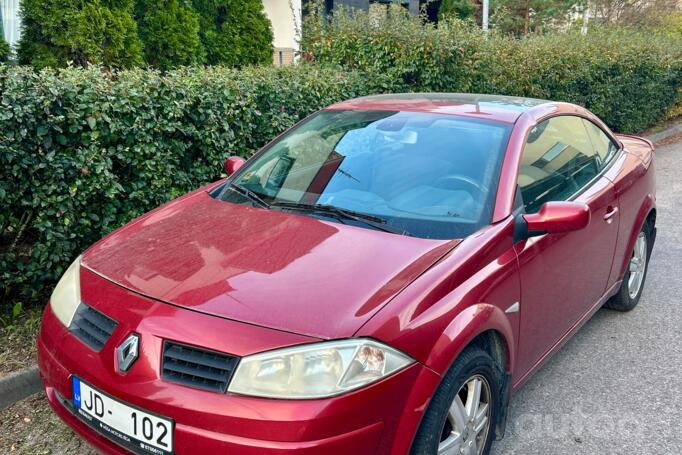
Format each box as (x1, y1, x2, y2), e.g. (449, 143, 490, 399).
(72, 377, 174, 455)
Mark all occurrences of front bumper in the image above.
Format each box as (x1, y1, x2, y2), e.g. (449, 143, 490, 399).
(38, 270, 441, 455)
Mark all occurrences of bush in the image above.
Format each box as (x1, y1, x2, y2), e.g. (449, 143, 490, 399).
(474, 28, 682, 134)
(135, 0, 205, 69)
(304, 7, 682, 133)
(0, 39, 9, 63)
(192, 0, 274, 67)
(0, 65, 373, 308)
(304, 6, 477, 93)
(439, 0, 476, 22)
(659, 12, 682, 40)
(17, 0, 144, 69)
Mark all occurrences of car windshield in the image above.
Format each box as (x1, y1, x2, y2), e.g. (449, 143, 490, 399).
(218, 109, 512, 239)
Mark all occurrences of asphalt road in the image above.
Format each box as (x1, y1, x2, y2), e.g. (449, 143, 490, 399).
(491, 139, 682, 454)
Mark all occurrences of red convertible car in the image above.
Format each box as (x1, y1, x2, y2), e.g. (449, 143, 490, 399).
(38, 94, 656, 455)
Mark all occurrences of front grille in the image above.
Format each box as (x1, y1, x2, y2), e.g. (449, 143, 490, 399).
(162, 341, 239, 393)
(69, 302, 118, 351)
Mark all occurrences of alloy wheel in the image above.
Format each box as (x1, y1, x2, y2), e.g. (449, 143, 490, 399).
(627, 232, 647, 299)
(438, 374, 492, 455)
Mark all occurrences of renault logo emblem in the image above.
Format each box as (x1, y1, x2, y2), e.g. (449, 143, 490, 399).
(116, 333, 139, 373)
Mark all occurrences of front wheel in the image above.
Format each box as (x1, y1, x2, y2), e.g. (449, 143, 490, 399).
(604, 221, 652, 312)
(410, 346, 502, 455)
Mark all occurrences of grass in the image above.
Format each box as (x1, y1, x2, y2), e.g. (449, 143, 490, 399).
(0, 309, 42, 378)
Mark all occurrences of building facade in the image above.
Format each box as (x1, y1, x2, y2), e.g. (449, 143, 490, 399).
(0, 0, 21, 47)
(262, 0, 302, 67)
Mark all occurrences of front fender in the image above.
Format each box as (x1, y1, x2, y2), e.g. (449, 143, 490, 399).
(424, 303, 515, 375)
(357, 218, 521, 453)
(356, 217, 521, 377)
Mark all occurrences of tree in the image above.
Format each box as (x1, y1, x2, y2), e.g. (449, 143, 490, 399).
(0, 20, 9, 62)
(438, 0, 477, 22)
(590, 0, 680, 27)
(135, 0, 205, 69)
(17, 0, 144, 68)
(192, 0, 274, 67)
(489, 0, 581, 36)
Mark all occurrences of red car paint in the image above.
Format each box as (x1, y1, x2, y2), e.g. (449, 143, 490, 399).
(81, 193, 456, 339)
(521, 201, 591, 233)
(38, 94, 656, 454)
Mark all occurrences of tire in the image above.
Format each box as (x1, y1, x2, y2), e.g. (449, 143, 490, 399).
(410, 346, 503, 455)
(604, 220, 652, 312)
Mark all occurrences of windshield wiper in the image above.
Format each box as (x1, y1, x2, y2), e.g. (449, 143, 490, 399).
(271, 201, 408, 236)
(227, 183, 270, 208)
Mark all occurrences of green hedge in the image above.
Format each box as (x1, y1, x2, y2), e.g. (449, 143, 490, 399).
(0, 65, 375, 308)
(2, 14, 682, 313)
(304, 9, 682, 133)
(0, 40, 8, 62)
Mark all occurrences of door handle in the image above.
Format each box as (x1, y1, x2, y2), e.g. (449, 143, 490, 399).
(603, 206, 619, 223)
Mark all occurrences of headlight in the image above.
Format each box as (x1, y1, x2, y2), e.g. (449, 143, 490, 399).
(50, 256, 82, 327)
(227, 339, 414, 399)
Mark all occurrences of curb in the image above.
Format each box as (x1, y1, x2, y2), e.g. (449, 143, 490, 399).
(646, 121, 682, 144)
(0, 366, 42, 411)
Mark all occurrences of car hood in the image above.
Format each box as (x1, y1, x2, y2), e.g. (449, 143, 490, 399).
(82, 187, 458, 339)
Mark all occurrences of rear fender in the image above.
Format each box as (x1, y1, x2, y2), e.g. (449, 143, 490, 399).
(615, 194, 655, 281)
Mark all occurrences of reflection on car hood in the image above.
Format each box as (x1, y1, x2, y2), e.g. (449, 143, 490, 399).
(82, 188, 459, 338)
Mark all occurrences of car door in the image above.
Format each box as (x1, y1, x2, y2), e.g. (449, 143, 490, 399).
(514, 115, 619, 379)
(581, 118, 632, 290)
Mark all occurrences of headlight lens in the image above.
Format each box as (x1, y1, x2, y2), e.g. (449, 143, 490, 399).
(227, 339, 414, 399)
(50, 256, 82, 327)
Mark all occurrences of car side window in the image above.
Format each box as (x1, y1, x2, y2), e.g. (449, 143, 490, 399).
(582, 119, 619, 169)
(517, 115, 601, 213)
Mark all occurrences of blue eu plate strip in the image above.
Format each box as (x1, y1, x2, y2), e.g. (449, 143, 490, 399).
(72, 376, 82, 409)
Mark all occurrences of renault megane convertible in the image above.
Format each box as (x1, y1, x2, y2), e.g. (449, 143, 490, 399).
(38, 94, 656, 455)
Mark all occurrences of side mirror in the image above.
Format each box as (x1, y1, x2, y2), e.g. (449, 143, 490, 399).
(515, 201, 590, 241)
(224, 156, 245, 176)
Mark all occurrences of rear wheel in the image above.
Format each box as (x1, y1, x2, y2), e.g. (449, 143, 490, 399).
(410, 346, 502, 455)
(604, 221, 651, 312)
